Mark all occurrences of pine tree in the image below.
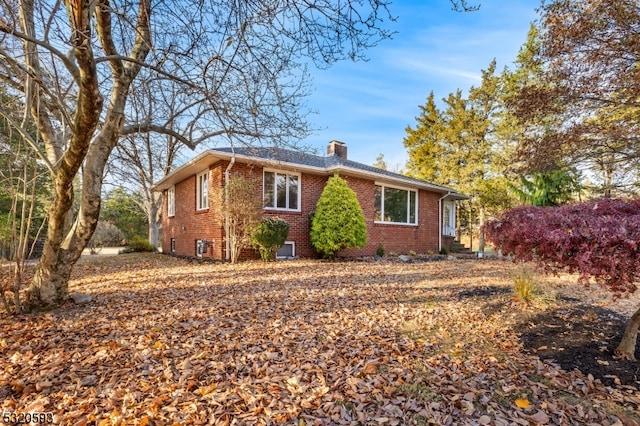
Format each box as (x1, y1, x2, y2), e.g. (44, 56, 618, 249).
(310, 175, 367, 258)
(404, 92, 443, 181)
(404, 62, 516, 253)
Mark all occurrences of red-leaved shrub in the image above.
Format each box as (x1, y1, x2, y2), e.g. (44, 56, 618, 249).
(484, 198, 640, 295)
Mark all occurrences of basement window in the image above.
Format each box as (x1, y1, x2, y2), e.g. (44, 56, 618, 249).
(276, 241, 295, 259)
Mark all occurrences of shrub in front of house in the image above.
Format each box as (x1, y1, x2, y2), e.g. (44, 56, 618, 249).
(252, 218, 290, 261)
(310, 174, 367, 258)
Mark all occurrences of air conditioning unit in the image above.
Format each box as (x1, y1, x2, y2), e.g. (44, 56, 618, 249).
(196, 239, 208, 257)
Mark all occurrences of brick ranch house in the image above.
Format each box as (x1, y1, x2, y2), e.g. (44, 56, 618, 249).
(152, 141, 467, 260)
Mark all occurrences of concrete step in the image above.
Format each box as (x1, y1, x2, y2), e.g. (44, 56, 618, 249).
(450, 242, 471, 253)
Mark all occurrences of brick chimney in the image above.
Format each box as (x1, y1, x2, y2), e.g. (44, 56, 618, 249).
(327, 140, 347, 159)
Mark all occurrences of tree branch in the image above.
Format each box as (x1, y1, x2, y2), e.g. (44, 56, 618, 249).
(95, 0, 125, 77)
(0, 22, 80, 84)
(119, 123, 267, 149)
(0, 110, 55, 175)
(450, 0, 480, 12)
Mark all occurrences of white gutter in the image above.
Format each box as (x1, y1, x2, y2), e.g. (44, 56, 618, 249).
(224, 154, 236, 261)
(438, 191, 452, 253)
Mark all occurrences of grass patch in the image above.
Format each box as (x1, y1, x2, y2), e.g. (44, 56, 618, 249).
(513, 268, 539, 304)
(396, 380, 442, 403)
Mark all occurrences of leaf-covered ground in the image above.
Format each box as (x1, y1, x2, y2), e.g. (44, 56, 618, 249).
(1, 254, 639, 425)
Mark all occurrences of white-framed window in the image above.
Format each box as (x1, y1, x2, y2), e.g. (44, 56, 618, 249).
(276, 241, 295, 259)
(263, 169, 300, 211)
(167, 186, 175, 217)
(374, 183, 418, 225)
(196, 170, 209, 210)
(170, 238, 176, 253)
(443, 200, 456, 236)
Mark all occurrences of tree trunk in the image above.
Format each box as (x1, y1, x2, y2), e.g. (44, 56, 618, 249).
(29, 134, 112, 307)
(615, 305, 640, 361)
(478, 206, 486, 257)
(148, 199, 161, 249)
(23, 0, 152, 309)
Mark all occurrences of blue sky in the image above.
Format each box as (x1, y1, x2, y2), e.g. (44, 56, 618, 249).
(303, 0, 541, 169)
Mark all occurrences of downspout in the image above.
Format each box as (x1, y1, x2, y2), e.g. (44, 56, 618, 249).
(438, 191, 451, 253)
(224, 155, 236, 261)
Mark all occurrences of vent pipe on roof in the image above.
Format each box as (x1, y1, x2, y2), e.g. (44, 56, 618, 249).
(327, 140, 347, 159)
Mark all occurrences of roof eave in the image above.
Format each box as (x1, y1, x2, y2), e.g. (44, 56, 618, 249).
(153, 149, 469, 200)
(152, 149, 328, 191)
(326, 164, 465, 196)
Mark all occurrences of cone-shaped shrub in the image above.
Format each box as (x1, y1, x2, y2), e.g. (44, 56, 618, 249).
(310, 174, 367, 258)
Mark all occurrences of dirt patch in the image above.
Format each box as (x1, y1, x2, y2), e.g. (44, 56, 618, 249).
(515, 302, 640, 389)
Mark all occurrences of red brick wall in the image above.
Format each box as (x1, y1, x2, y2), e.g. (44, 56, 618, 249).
(161, 162, 444, 259)
(340, 176, 440, 257)
(161, 162, 224, 260)
(260, 171, 326, 258)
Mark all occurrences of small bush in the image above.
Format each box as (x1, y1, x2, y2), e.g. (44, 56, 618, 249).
(376, 243, 385, 257)
(408, 250, 417, 256)
(127, 236, 156, 252)
(439, 247, 448, 255)
(252, 218, 290, 261)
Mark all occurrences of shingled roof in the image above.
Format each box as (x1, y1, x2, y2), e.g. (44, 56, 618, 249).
(153, 145, 467, 200)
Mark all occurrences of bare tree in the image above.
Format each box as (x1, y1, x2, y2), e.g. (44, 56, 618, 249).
(107, 75, 186, 248)
(213, 172, 263, 264)
(510, 0, 640, 195)
(0, 0, 400, 308)
(0, 0, 476, 309)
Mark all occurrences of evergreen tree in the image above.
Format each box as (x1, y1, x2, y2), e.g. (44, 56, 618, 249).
(404, 91, 443, 181)
(101, 188, 148, 241)
(310, 175, 367, 258)
(404, 61, 516, 253)
(509, 169, 581, 207)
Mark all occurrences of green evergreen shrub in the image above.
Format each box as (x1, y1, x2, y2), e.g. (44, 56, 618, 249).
(127, 236, 156, 252)
(252, 218, 290, 261)
(310, 174, 367, 258)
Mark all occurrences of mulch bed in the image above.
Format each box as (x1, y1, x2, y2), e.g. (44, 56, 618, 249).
(515, 302, 640, 389)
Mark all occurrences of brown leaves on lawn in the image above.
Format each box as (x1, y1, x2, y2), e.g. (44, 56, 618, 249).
(0, 254, 638, 425)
